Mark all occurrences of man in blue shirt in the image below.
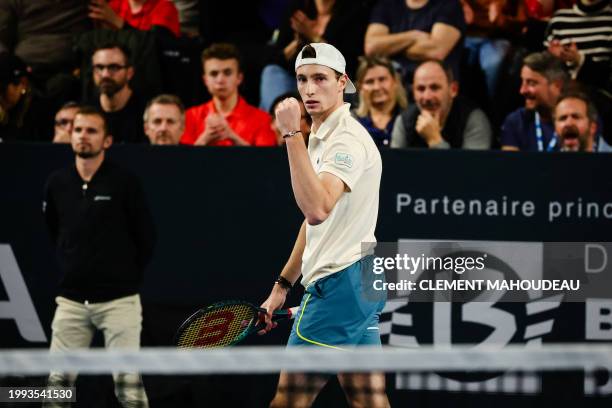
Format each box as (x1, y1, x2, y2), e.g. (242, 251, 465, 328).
(500, 52, 568, 152)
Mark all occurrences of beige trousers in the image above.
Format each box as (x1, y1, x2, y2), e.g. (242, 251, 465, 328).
(44, 294, 149, 408)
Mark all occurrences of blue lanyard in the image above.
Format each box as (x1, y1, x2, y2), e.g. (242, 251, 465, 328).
(535, 112, 557, 152)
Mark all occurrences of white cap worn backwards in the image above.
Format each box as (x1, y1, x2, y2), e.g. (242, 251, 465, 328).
(294, 43, 356, 94)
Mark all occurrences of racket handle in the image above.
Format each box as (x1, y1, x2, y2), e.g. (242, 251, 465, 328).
(288, 306, 299, 319)
(272, 306, 299, 321)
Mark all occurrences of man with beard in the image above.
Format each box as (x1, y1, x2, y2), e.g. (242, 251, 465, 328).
(143, 94, 185, 145)
(390, 59, 491, 149)
(553, 91, 599, 153)
(91, 43, 147, 143)
(501, 52, 568, 152)
(43, 106, 154, 407)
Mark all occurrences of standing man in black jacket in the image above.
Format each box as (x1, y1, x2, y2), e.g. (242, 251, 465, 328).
(43, 106, 154, 407)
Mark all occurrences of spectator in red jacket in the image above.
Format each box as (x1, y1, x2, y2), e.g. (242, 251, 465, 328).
(88, 0, 180, 37)
(180, 43, 277, 147)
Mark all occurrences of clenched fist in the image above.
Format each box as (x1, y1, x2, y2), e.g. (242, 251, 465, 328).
(274, 98, 302, 137)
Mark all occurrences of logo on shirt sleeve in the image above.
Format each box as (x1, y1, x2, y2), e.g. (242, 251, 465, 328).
(334, 152, 353, 168)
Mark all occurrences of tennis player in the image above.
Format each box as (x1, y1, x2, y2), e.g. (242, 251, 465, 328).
(260, 43, 389, 407)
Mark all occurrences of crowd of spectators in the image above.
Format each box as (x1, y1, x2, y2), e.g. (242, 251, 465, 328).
(0, 0, 610, 153)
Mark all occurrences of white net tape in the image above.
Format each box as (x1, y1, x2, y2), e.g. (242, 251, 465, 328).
(1, 344, 611, 375)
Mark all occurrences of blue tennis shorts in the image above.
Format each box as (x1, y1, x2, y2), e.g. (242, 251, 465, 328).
(287, 256, 386, 349)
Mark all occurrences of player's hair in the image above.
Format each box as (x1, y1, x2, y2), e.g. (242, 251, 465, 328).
(554, 89, 598, 123)
(143, 94, 185, 123)
(201, 43, 242, 72)
(355, 55, 408, 117)
(523, 51, 569, 83)
(92, 42, 132, 67)
(74, 105, 110, 136)
(414, 59, 454, 83)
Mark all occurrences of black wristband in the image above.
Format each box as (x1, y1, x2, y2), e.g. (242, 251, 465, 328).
(276, 275, 293, 291)
(283, 130, 302, 139)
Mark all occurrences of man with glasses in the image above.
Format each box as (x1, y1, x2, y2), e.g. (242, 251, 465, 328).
(52, 101, 80, 143)
(90, 43, 147, 143)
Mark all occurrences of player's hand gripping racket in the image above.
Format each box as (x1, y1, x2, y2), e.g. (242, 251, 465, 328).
(175, 300, 299, 348)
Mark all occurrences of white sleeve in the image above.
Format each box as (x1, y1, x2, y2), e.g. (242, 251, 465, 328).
(318, 133, 367, 191)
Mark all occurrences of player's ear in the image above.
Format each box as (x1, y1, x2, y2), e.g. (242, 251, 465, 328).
(338, 74, 348, 93)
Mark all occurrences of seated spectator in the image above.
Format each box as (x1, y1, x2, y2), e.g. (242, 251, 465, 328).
(500, 51, 567, 151)
(0, 53, 54, 142)
(89, 43, 148, 143)
(0, 0, 90, 84)
(353, 56, 408, 148)
(89, 0, 180, 37)
(143, 94, 184, 145)
(523, 0, 575, 53)
(460, 0, 525, 102)
(364, 0, 466, 86)
(269, 92, 311, 145)
(554, 90, 605, 153)
(391, 59, 492, 149)
(259, 0, 372, 111)
(545, 0, 611, 90)
(181, 43, 277, 146)
(52, 102, 80, 143)
(545, 0, 612, 145)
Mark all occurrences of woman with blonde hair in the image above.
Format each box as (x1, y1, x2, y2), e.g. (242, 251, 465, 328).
(353, 55, 408, 148)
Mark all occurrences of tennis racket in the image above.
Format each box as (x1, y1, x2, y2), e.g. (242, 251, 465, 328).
(175, 300, 299, 348)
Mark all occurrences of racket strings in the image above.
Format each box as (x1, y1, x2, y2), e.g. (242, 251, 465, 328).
(177, 304, 257, 348)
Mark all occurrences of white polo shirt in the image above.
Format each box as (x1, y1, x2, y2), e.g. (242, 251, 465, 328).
(301, 103, 382, 286)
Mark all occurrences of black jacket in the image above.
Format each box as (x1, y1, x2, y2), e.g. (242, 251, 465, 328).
(43, 159, 156, 302)
(400, 95, 478, 148)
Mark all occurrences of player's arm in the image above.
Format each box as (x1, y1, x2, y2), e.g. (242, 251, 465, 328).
(280, 220, 307, 285)
(258, 220, 306, 334)
(275, 98, 349, 224)
(404, 23, 461, 61)
(286, 137, 346, 225)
